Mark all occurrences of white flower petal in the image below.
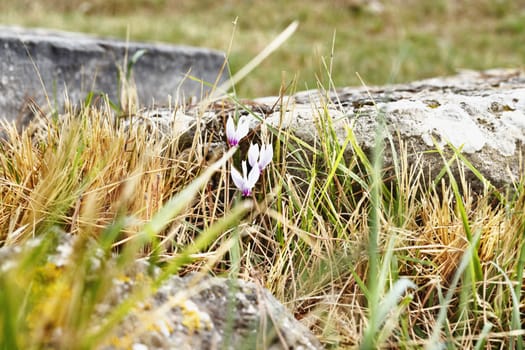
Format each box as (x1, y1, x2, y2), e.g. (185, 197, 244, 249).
(247, 164, 261, 187)
(247, 143, 260, 168)
(258, 143, 273, 170)
(230, 166, 244, 190)
(226, 117, 235, 140)
(236, 117, 250, 140)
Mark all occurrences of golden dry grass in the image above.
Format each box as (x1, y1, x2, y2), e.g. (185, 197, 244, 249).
(1, 93, 523, 348)
(1, 1, 525, 345)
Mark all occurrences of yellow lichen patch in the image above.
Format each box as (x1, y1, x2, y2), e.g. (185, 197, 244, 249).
(179, 300, 202, 334)
(424, 99, 441, 109)
(107, 334, 135, 350)
(146, 317, 173, 337)
(131, 271, 149, 285)
(170, 298, 212, 334)
(117, 274, 132, 284)
(25, 262, 71, 342)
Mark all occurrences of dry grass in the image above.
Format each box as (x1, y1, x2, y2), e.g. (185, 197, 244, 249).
(1, 86, 524, 348)
(1, 1, 524, 347)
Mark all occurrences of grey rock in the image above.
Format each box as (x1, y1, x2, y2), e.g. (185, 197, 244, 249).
(106, 271, 322, 350)
(0, 26, 227, 124)
(0, 235, 322, 350)
(22, 66, 525, 191)
(129, 68, 525, 192)
(260, 68, 525, 191)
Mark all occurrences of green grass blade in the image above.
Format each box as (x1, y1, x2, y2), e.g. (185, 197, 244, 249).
(141, 147, 236, 239)
(515, 224, 525, 350)
(490, 262, 523, 350)
(126, 49, 147, 82)
(426, 230, 482, 350)
(473, 322, 493, 350)
(434, 141, 483, 282)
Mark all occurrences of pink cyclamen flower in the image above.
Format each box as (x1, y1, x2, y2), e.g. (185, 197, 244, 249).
(231, 160, 260, 196)
(226, 116, 249, 147)
(247, 143, 273, 173)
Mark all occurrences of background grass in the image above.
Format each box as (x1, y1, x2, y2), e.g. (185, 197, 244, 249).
(1, 0, 525, 97)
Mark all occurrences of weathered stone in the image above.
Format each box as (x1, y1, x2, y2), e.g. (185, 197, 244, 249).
(20, 67, 525, 191)
(0, 26, 227, 124)
(106, 272, 322, 350)
(123, 69, 525, 191)
(0, 235, 322, 350)
(260, 68, 525, 191)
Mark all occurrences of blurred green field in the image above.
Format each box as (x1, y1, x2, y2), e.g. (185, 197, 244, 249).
(1, 0, 524, 97)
